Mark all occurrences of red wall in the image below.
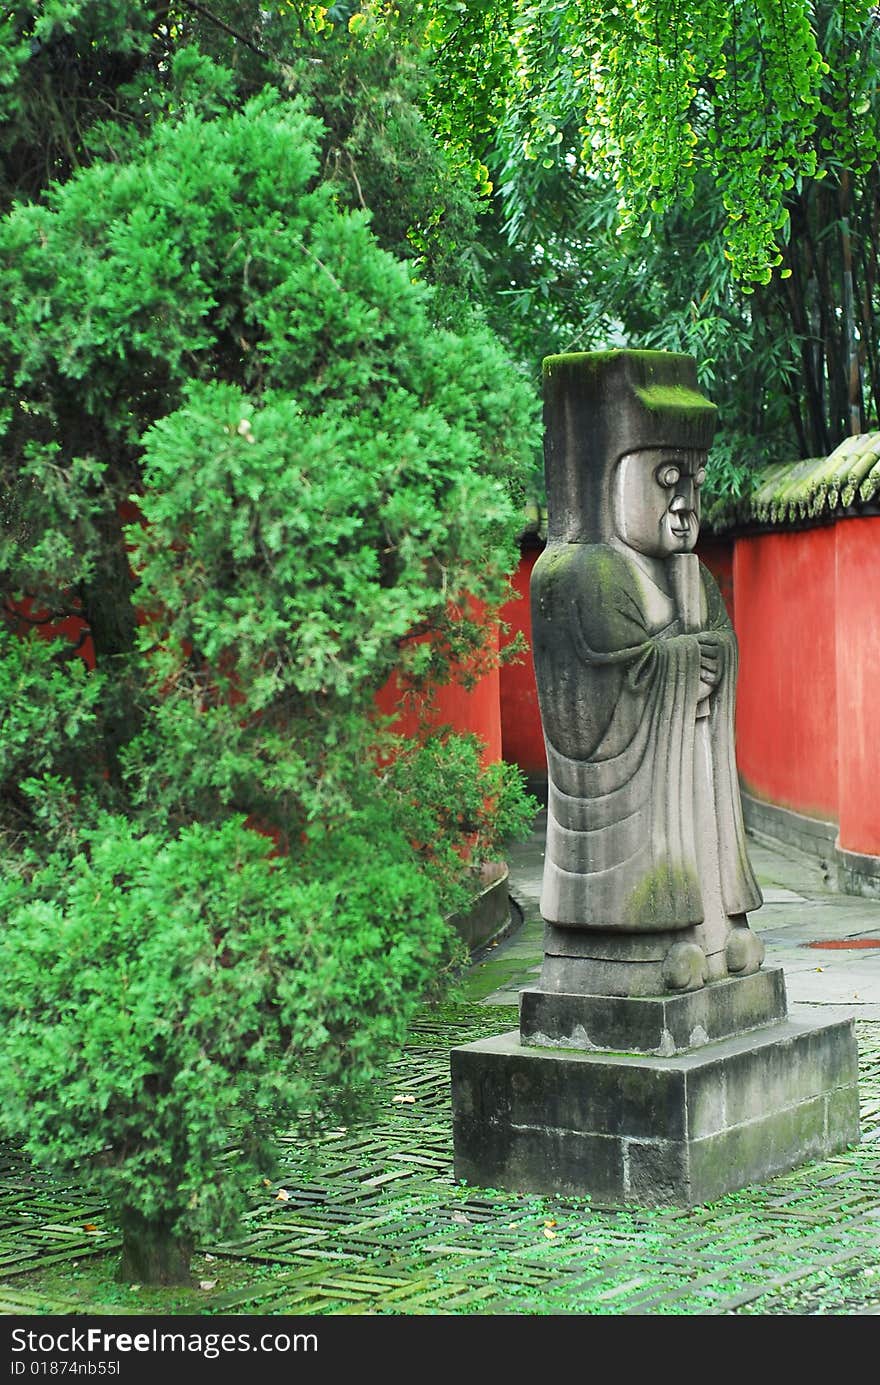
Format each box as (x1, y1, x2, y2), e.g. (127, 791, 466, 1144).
(5, 599, 95, 667)
(375, 622, 502, 766)
(734, 518, 880, 857)
(734, 528, 839, 821)
(10, 591, 502, 766)
(499, 546, 546, 777)
(16, 504, 879, 859)
(835, 517, 880, 855)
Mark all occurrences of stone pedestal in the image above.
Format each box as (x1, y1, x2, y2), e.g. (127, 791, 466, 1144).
(451, 970, 859, 1206)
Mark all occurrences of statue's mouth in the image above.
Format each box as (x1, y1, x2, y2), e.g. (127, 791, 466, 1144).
(669, 518, 693, 538)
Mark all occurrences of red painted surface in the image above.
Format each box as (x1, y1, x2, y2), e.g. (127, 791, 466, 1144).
(375, 620, 502, 766)
(11, 497, 880, 862)
(5, 501, 147, 669)
(807, 938, 880, 949)
(696, 534, 735, 625)
(4, 598, 95, 668)
(499, 546, 546, 777)
(733, 528, 839, 822)
(8, 597, 503, 766)
(835, 517, 880, 855)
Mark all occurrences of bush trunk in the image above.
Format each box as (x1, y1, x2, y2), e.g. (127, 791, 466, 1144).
(118, 1213, 194, 1286)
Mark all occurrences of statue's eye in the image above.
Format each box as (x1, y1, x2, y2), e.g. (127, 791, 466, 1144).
(694, 467, 707, 488)
(657, 464, 680, 487)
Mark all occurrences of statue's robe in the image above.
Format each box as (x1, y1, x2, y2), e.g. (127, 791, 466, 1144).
(531, 543, 762, 932)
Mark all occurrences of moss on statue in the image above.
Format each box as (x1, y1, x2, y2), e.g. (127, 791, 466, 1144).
(634, 383, 717, 421)
(624, 863, 702, 929)
(542, 348, 692, 379)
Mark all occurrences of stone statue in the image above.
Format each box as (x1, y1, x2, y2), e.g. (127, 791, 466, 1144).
(450, 348, 859, 1206)
(531, 349, 765, 997)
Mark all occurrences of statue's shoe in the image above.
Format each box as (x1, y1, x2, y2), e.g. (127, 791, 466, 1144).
(661, 940, 708, 992)
(725, 923, 765, 976)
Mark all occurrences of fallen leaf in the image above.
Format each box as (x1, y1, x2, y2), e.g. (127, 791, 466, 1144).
(544, 1219, 557, 1228)
(82, 1223, 99, 1233)
(392, 1094, 417, 1104)
(199, 1280, 217, 1291)
(543, 1228, 556, 1240)
(451, 1213, 471, 1225)
(262, 1178, 272, 1187)
(204, 1254, 216, 1262)
(275, 1188, 290, 1201)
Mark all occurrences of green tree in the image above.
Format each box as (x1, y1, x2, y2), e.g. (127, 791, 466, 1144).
(0, 9, 538, 1281)
(0, 815, 454, 1283)
(394, 1, 880, 485)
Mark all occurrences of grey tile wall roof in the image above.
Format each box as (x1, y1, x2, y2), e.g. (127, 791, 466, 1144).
(707, 431, 880, 532)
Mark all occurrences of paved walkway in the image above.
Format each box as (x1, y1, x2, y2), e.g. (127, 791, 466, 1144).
(465, 812, 880, 1025)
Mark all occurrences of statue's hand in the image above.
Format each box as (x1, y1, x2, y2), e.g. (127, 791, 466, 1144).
(696, 632, 722, 690)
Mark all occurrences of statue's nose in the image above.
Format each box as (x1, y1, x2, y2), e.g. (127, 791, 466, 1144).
(670, 481, 695, 512)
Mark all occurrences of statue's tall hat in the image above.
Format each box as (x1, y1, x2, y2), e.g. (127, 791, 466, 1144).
(542, 350, 717, 543)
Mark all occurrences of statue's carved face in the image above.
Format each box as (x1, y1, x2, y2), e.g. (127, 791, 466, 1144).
(612, 448, 707, 557)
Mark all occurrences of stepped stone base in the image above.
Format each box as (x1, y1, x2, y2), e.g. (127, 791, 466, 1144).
(451, 974, 859, 1206)
(520, 967, 787, 1056)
